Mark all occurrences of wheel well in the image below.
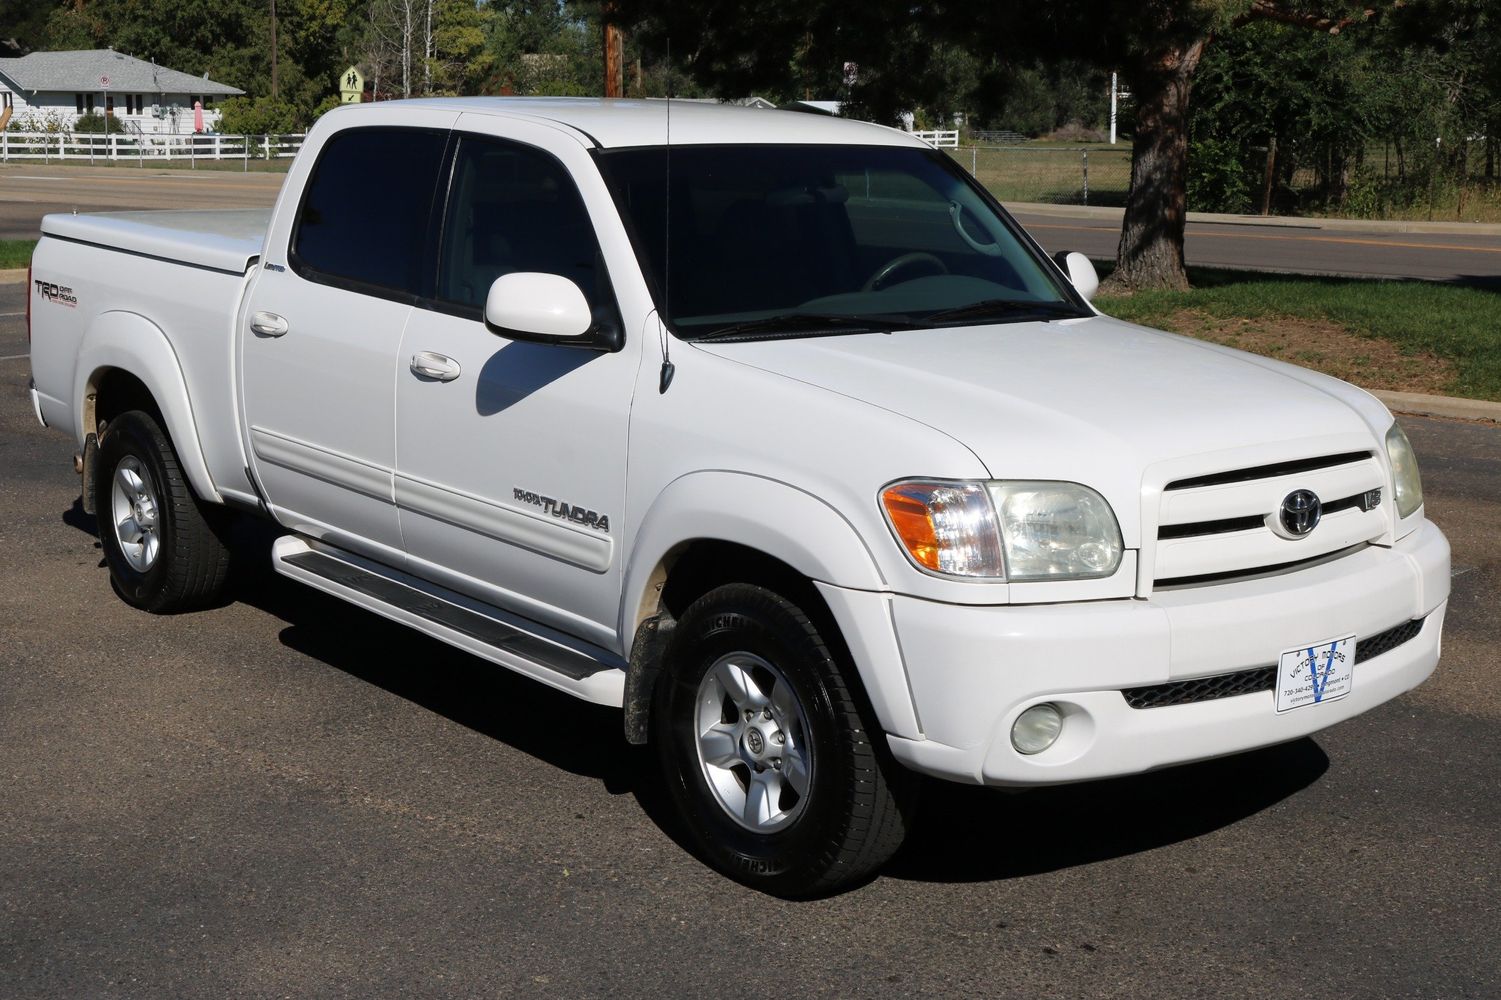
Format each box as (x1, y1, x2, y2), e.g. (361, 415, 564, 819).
(657, 540, 832, 628)
(624, 540, 856, 745)
(88, 368, 163, 435)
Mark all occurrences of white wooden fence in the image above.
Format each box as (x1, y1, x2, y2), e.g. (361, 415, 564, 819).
(912, 129, 960, 148)
(0, 132, 306, 167)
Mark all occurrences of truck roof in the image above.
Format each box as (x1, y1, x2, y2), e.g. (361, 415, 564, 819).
(339, 97, 927, 150)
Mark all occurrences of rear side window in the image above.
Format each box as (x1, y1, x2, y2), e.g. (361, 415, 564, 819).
(292, 128, 448, 297)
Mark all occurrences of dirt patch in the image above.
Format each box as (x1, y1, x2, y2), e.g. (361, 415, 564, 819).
(1156, 309, 1459, 395)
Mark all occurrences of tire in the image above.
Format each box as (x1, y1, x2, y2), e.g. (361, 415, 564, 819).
(653, 583, 915, 897)
(95, 409, 232, 613)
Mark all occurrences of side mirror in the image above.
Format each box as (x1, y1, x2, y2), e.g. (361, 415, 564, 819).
(484, 272, 608, 348)
(1053, 251, 1100, 302)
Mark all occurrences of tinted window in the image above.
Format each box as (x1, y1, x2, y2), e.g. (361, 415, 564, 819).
(293, 128, 447, 296)
(436, 135, 607, 312)
(597, 145, 1078, 338)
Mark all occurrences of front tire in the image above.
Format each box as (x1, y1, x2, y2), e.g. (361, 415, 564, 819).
(95, 410, 232, 613)
(654, 583, 914, 897)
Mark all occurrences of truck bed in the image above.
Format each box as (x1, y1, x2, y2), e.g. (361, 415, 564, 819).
(39, 208, 270, 274)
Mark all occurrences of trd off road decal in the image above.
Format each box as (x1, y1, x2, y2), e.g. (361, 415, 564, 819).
(34, 278, 78, 308)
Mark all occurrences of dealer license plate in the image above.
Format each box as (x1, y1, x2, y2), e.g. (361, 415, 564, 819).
(1275, 634, 1357, 713)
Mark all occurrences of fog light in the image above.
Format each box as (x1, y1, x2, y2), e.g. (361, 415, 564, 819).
(1011, 703, 1063, 755)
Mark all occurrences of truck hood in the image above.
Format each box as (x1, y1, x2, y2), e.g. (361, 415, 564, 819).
(694, 315, 1385, 544)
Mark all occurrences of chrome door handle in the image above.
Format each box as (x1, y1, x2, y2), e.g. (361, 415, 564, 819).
(410, 351, 462, 382)
(250, 311, 289, 337)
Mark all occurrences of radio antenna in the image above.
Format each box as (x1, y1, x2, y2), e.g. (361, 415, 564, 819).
(658, 38, 676, 394)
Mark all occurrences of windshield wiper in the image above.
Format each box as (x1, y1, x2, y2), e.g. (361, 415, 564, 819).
(692, 312, 924, 342)
(923, 299, 1087, 326)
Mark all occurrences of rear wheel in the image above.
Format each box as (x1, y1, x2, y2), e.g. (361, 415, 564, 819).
(95, 410, 232, 612)
(654, 583, 914, 897)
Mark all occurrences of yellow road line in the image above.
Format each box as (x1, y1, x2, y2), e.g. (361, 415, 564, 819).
(1025, 222, 1501, 255)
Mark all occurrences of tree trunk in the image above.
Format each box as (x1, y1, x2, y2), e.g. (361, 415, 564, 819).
(1103, 38, 1207, 293)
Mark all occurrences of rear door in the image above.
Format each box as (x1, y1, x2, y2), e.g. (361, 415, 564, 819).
(240, 114, 453, 562)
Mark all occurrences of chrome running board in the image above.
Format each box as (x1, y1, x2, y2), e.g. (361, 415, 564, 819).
(270, 535, 625, 706)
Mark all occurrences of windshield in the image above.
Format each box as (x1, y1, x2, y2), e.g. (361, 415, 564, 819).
(595, 143, 1086, 340)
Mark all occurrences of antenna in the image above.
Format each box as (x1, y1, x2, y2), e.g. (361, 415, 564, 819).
(658, 39, 675, 394)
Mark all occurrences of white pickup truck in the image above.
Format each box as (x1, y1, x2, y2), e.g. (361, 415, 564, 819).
(26, 98, 1449, 896)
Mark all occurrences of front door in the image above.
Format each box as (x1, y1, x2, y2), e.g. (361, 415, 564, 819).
(240, 116, 452, 562)
(393, 124, 640, 649)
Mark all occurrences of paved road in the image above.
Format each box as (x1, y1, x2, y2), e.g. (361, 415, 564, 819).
(4, 164, 1501, 285)
(1010, 209, 1501, 287)
(2, 281, 1497, 997)
(0, 165, 283, 240)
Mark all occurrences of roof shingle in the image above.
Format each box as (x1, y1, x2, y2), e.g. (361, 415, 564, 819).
(0, 50, 243, 96)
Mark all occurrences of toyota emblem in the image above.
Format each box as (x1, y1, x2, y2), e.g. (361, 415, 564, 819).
(1274, 489, 1322, 538)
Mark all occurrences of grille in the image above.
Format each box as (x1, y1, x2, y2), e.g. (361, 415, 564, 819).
(1150, 450, 1388, 589)
(1122, 665, 1276, 709)
(1354, 617, 1424, 663)
(1121, 616, 1427, 709)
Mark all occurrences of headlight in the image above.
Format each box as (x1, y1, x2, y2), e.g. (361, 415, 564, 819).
(988, 481, 1123, 579)
(880, 480, 1122, 581)
(1385, 421, 1424, 519)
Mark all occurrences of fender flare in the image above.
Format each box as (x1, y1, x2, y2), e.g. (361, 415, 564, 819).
(619, 471, 920, 742)
(74, 310, 222, 505)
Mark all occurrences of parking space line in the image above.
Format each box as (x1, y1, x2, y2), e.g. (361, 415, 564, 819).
(0, 353, 28, 361)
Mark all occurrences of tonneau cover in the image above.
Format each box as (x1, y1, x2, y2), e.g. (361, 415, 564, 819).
(40, 208, 270, 275)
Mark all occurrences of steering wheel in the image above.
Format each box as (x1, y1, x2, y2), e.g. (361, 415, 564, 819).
(862, 252, 948, 292)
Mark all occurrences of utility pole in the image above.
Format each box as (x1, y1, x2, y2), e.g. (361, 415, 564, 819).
(270, 0, 279, 99)
(603, 2, 623, 98)
(1109, 72, 1117, 145)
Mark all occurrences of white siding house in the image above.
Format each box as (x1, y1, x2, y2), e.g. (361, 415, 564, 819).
(0, 49, 243, 134)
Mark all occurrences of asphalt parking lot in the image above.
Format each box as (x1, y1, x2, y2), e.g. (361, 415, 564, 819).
(2, 277, 1499, 998)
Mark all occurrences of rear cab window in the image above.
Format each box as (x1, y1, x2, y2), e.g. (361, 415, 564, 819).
(290, 128, 448, 300)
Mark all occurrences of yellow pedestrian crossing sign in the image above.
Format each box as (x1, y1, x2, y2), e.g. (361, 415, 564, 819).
(339, 66, 365, 104)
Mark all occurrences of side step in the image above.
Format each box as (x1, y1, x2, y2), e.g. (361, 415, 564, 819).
(271, 535, 625, 706)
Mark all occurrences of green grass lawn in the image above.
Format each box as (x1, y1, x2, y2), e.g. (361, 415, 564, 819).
(0, 239, 36, 270)
(1096, 268, 1501, 402)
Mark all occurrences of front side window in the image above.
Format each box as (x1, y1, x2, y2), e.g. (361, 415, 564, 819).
(598, 144, 1085, 339)
(291, 127, 448, 298)
(435, 134, 609, 315)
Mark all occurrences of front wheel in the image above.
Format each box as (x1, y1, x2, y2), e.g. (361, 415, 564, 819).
(95, 410, 232, 613)
(654, 583, 915, 897)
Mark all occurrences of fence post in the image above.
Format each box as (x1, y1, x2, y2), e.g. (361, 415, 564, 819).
(1082, 149, 1089, 206)
(263, 135, 270, 161)
(971, 147, 977, 174)
(2, 132, 7, 163)
(214, 135, 221, 161)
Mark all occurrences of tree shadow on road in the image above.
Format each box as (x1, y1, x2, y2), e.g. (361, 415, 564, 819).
(886, 737, 1328, 884)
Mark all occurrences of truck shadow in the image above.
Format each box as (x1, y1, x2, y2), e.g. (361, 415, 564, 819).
(225, 519, 645, 795)
(231, 519, 1333, 888)
(71, 512, 1331, 889)
(886, 738, 1328, 884)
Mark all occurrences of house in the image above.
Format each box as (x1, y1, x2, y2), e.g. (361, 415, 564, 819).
(0, 49, 243, 134)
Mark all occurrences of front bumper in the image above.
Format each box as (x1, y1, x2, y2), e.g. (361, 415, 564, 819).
(883, 519, 1450, 786)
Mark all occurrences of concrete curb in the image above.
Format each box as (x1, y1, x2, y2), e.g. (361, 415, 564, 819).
(1372, 390, 1501, 424)
(0, 269, 26, 284)
(1003, 201, 1501, 237)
